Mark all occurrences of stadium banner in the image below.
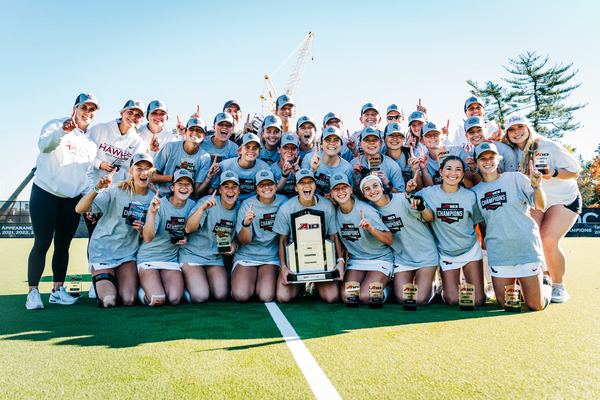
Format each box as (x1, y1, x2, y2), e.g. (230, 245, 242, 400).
(566, 208, 600, 237)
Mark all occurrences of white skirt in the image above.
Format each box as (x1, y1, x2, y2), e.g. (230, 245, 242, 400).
(439, 242, 483, 271)
(489, 262, 542, 278)
(347, 259, 394, 276)
(137, 261, 182, 272)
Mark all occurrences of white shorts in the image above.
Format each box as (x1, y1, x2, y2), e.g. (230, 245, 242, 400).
(137, 261, 182, 272)
(439, 242, 483, 271)
(89, 260, 134, 272)
(393, 262, 438, 274)
(232, 259, 280, 273)
(347, 259, 394, 276)
(489, 262, 542, 278)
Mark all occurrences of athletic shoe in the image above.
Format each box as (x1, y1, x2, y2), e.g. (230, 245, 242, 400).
(48, 286, 78, 305)
(25, 289, 44, 310)
(138, 286, 147, 305)
(551, 284, 570, 303)
(382, 286, 390, 303)
(484, 282, 495, 300)
(542, 275, 552, 304)
(88, 283, 97, 299)
(183, 290, 191, 303)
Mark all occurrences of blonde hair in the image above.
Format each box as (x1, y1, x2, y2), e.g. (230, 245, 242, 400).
(502, 124, 539, 175)
(116, 165, 156, 197)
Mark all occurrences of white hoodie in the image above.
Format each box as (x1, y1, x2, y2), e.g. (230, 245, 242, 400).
(87, 119, 149, 188)
(34, 117, 98, 198)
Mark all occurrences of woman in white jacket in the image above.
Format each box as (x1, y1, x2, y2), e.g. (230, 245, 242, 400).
(25, 93, 99, 310)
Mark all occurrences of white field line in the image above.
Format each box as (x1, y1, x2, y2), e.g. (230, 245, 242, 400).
(265, 302, 342, 400)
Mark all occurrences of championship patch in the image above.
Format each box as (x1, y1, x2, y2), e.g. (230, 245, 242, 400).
(239, 178, 255, 194)
(382, 214, 403, 233)
(341, 223, 361, 242)
(259, 213, 277, 231)
(315, 172, 330, 193)
(212, 219, 234, 235)
(436, 203, 464, 224)
(166, 216, 186, 239)
(122, 202, 147, 225)
(177, 158, 196, 175)
(480, 189, 507, 210)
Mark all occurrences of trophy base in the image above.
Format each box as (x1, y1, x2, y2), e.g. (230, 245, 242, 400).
(345, 300, 359, 308)
(459, 305, 475, 311)
(288, 269, 340, 283)
(505, 305, 521, 313)
(403, 300, 417, 311)
(368, 301, 383, 309)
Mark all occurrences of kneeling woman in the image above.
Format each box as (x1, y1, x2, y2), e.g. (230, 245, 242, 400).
(231, 170, 287, 302)
(471, 143, 550, 311)
(329, 173, 394, 305)
(417, 155, 486, 306)
(361, 175, 439, 305)
(76, 154, 156, 307)
(181, 171, 240, 302)
(137, 170, 196, 306)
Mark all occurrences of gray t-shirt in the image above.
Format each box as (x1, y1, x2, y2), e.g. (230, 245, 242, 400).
(419, 185, 483, 257)
(468, 141, 518, 173)
(89, 185, 154, 265)
(199, 137, 239, 163)
(471, 172, 544, 266)
(336, 200, 393, 263)
(211, 158, 271, 202)
(426, 146, 469, 185)
(270, 163, 297, 198)
(259, 147, 280, 165)
(351, 154, 405, 192)
(136, 198, 196, 263)
(179, 195, 239, 266)
(233, 194, 287, 264)
(374, 193, 439, 267)
(273, 195, 338, 240)
(153, 141, 211, 194)
(301, 153, 354, 195)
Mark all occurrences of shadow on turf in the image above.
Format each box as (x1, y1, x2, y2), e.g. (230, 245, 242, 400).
(0, 291, 521, 351)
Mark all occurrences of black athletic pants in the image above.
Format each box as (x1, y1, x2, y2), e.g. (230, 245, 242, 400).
(27, 183, 81, 286)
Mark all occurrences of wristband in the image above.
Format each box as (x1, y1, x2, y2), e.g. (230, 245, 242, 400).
(336, 257, 345, 264)
(552, 169, 559, 178)
(93, 186, 103, 194)
(282, 173, 289, 178)
(242, 221, 251, 227)
(531, 185, 540, 190)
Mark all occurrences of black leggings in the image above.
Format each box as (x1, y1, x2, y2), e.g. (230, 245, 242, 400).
(27, 183, 82, 286)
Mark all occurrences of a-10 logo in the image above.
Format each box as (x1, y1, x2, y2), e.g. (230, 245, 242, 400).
(298, 223, 319, 230)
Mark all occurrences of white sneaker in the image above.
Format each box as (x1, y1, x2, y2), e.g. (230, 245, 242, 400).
(484, 282, 496, 300)
(48, 286, 78, 305)
(551, 284, 570, 303)
(26, 289, 44, 310)
(88, 283, 97, 299)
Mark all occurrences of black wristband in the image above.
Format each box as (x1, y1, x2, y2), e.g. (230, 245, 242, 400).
(242, 221, 251, 227)
(552, 169, 559, 178)
(282, 173, 289, 178)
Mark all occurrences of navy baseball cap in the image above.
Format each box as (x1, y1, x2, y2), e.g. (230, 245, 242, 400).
(223, 100, 241, 111)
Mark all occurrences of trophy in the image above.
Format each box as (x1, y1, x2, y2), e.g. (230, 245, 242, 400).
(368, 282, 384, 309)
(285, 209, 338, 283)
(64, 274, 82, 298)
(505, 281, 521, 313)
(215, 227, 232, 253)
(402, 283, 418, 311)
(534, 152, 549, 175)
(459, 283, 475, 311)
(345, 281, 360, 308)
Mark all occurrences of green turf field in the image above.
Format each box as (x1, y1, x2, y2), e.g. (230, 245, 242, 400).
(1, 238, 599, 399)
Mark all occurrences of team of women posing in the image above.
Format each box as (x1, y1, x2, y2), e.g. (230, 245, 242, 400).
(25, 93, 581, 311)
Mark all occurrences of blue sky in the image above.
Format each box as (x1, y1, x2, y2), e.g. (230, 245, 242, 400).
(1, 0, 598, 200)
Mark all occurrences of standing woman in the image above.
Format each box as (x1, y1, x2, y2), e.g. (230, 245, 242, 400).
(76, 153, 156, 308)
(231, 170, 287, 302)
(26, 93, 99, 310)
(502, 114, 581, 302)
(361, 175, 439, 306)
(138, 100, 180, 158)
(181, 171, 241, 303)
(329, 174, 394, 305)
(417, 156, 486, 306)
(471, 143, 550, 310)
(137, 169, 196, 306)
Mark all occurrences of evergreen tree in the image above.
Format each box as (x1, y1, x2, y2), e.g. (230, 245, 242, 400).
(503, 51, 585, 140)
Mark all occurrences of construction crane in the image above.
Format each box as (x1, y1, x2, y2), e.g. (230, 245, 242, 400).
(260, 32, 314, 112)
